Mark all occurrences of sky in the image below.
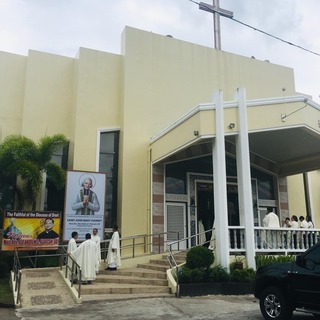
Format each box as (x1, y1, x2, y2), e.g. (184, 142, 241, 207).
(0, 0, 319, 103)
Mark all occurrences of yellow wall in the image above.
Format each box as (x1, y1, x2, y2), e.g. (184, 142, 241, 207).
(72, 48, 122, 170)
(0, 52, 26, 139)
(309, 170, 320, 228)
(287, 174, 307, 219)
(21, 50, 75, 140)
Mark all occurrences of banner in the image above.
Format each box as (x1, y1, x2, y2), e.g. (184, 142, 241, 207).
(63, 170, 106, 242)
(2, 211, 61, 251)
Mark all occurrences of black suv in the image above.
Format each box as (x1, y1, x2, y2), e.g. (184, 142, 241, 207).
(254, 242, 320, 320)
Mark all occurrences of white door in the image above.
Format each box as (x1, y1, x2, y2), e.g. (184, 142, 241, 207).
(166, 203, 186, 250)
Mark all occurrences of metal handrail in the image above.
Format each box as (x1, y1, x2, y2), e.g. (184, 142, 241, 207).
(12, 248, 22, 305)
(100, 231, 180, 260)
(166, 228, 215, 297)
(12, 245, 83, 303)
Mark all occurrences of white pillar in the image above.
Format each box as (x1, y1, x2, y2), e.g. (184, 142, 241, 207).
(235, 88, 256, 269)
(212, 90, 230, 270)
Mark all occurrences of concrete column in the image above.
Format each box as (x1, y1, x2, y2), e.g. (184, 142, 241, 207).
(212, 90, 230, 270)
(235, 88, 256, 269)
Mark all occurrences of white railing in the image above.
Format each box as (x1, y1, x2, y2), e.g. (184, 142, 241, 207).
(228, 226, 320, 255)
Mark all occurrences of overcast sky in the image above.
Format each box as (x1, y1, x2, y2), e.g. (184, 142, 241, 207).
(1, 0, 319, 103)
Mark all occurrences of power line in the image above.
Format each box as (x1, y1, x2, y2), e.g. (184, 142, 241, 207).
(189, 0, 320, 57)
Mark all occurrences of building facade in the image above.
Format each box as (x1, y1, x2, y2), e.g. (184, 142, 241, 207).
(1, 27, 320, 268)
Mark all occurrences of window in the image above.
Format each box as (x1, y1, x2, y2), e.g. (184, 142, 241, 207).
(44, 144, 69, 211)
(99, 131, 119, 229)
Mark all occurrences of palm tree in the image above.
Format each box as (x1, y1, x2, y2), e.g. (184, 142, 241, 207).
(0, 134, 68, 210)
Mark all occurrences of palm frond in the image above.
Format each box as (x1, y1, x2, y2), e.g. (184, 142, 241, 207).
(38, 134, 68, 166)
(45, 162, 66, 190)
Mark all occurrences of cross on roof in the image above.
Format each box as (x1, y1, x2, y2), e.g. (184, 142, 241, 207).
(199, 1, 234, 50)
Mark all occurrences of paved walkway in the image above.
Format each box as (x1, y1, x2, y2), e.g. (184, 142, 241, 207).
(0, 295, 315, 320)
(19, 268, 76, 308)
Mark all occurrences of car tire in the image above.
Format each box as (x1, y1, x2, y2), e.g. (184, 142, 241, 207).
(259, 286, 293, 320)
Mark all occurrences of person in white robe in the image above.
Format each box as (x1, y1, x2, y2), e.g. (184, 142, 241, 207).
(106, 225, 121, 270)
(198, 219, 206, 245)
(91, 228, 101, 273)
(67, 231, 78, 281)
(262, 207, 280, 248)
(69, 233, 98, 284)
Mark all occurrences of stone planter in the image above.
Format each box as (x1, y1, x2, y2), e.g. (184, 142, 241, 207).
(178, 282, 254, 297)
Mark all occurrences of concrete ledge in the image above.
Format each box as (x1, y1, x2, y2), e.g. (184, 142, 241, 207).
(59, 268, 82, 304)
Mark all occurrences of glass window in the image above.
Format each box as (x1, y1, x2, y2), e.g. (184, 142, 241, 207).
(99, 131, 119, 229)
(44, 144, 69, 211)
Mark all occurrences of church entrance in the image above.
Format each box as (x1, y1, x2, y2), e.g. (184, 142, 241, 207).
(196, 181, 241, 245)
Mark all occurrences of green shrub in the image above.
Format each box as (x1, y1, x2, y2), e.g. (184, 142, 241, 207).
(255, 255, 295, 269)
(0, 262, 9, 278)
(208, 265, 229, 282)
(230, 268, 255, 283)
(0, 252, 13, 278)
(186, 246, 214, 269)
(178, 266, 205, 284)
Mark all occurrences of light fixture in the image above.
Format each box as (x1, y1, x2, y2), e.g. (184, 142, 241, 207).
(228, 123, 235, 129)
(194, 130, 199, 136)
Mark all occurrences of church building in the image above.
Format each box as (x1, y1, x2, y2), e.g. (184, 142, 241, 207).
(1, 26, 320, 269)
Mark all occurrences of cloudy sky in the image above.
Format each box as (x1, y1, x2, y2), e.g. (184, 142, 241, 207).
(1, 0, 319, 102)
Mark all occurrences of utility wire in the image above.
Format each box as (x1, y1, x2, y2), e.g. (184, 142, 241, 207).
(189, 0, 320, 57)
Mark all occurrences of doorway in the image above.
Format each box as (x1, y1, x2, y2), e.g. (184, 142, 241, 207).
(196, 182, 214, 246)
(196, 181, 241, 245)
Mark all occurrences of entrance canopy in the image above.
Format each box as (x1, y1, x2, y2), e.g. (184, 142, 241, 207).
(150, 95, 320, 176)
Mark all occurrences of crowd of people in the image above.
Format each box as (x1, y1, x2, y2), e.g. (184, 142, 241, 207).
(262, 207, 316, 249)
(67, 225, 121, 285)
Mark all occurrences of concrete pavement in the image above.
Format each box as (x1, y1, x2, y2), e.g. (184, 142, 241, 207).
(0, 294, 316, 320)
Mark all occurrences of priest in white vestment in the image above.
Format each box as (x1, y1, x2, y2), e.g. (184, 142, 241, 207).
(67, 231, 78, 281)
(262, 207, 280, 248)
(106, 225, 121, 270)
(69, 233, 98, 283)
(91, 228, 101, 273)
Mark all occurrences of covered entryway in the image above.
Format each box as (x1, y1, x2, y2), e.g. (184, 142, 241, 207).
(150, 89, 320, 269)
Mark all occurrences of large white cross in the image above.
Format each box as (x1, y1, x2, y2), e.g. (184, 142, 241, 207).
(199, 0, 233, 50)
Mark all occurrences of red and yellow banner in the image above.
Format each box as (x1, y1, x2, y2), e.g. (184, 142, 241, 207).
(2, 211, 61, 251)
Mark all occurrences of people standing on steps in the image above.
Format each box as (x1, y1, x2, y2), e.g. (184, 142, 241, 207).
(106, 225, 121, 271)
(68, 232, 98, 284)
(67, 231, 78, 282)
(91, 228, 101, 273)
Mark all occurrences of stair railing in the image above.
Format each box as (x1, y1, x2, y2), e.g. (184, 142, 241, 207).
(12, 245, 83, 302)
(12, 248, 22, 306)
(166, 228, 215, 297)
(100, 231, 180, 260)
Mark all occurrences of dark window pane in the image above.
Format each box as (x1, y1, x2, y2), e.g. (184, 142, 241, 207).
(99, 131, 119, 229)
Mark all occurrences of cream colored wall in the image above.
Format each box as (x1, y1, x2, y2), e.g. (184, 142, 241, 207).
(21, 50, 75, 140)
(287, 174, 307, 219)
(0, 52, 27, 139)
(118, 27, 298, 237)
(72, 48, 122, 171)
(308, 170, 320, 228)
(287, 171, 320, 228)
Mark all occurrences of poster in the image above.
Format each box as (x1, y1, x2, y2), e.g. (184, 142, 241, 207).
(2, 211, 61, 251)
(63, 170, 106, 242)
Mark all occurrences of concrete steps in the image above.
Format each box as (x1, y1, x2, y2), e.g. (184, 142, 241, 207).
(15, 252, 188, 306)
(80, 282, 170, 295)
(80, 253, 186, 302)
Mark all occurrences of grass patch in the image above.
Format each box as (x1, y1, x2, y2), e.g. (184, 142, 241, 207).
(0, 276, 14, 305)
